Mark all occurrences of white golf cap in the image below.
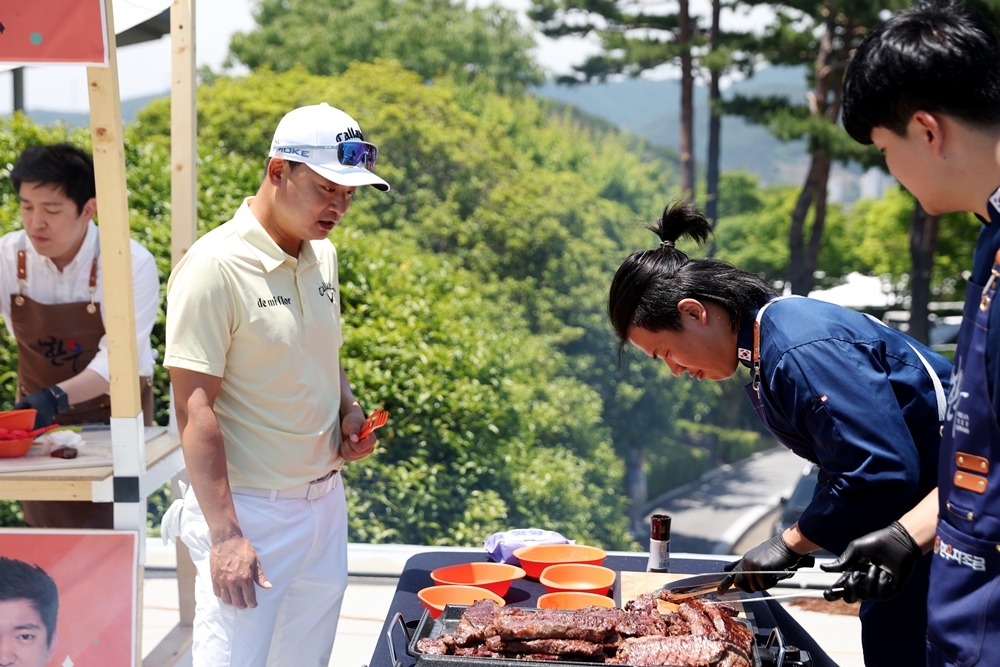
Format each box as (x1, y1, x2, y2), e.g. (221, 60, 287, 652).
(268, 103, 390, 191)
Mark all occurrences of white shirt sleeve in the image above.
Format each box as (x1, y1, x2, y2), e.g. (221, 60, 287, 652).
(86, 242, 161, 381)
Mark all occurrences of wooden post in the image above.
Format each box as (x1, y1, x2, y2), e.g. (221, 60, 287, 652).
(86, 2, 142, 420)
(86, 0, 146, 663)
(171, 0, 197, 266)
(171, 0, 199, 637)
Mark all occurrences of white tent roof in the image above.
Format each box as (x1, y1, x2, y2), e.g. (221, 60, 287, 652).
(808, 272, 892, 309)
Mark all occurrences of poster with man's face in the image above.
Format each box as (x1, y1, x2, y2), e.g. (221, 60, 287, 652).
(0, 530, 137, 667)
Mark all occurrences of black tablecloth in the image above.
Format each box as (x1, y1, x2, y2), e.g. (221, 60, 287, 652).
(369, 552, 839, 667)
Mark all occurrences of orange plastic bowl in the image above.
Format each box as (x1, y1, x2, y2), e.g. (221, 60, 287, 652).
(536, 591, 615, 610)
(512, 544, 607, 579)
(417, 585, 506, 619)
(0, 410, 38, 458)
(430, 562, 526, 597)
(539, 563, 617, 595)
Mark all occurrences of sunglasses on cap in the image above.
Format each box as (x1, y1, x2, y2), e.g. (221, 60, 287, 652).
(271, 141, 379, 171)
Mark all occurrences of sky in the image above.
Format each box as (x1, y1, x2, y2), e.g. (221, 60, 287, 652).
(0, 0, 774, 114)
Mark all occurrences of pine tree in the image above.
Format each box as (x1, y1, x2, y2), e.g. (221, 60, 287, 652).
(529, 0, 751, 200)
(722, 0, 893, 294)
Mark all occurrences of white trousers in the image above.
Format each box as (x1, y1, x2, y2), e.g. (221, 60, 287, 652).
(180, 477, 348, 667)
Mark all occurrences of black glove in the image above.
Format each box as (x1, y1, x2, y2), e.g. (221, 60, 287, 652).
(820, 521, 921, 603)
(718, 534, 814, 594)
(14, 385, 70, 429)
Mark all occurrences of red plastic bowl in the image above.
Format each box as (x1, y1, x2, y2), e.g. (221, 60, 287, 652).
(430, 562, 526, 597)
(0, 410, 38, 458)
(512, 544, 607, 579)
(539, 563, 616, 596)
(417, 585, 505, 619)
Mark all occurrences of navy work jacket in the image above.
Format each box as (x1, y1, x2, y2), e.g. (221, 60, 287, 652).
(736, 297, 952, 555)
(974, 195, 1000, 421)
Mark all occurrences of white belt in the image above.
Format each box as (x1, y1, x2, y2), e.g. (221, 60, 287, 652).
(231, 469, 340, 502)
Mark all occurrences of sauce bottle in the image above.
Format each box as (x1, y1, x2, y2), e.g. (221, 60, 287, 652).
(646, 513, 671, 573)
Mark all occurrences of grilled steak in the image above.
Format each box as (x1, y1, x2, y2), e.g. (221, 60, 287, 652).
(416, 637, 449, 655)
(453, 599, 503, 646)
(608, 635, 727, 666)
(417, 593, 754, 665)
(496, 609, 617, 643)
(484, 635, 606, 658)
(455, 644, 503, 658)
(616, 610, 667, 638)
(662, 612, 692, 637)
(626, 593, 660, 615)
(677, 602, 717, 637)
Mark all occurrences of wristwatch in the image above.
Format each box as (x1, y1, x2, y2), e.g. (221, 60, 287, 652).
(47, 384, 71, 413)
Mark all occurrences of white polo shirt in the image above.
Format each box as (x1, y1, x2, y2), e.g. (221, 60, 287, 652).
(164, 199, 344, 489)
(0, 222, 159, 379)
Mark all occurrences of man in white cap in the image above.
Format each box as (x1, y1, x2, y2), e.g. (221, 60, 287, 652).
(164, 103, 389, 666)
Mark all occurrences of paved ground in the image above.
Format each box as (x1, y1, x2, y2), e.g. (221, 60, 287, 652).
(644, 447, 810, 554)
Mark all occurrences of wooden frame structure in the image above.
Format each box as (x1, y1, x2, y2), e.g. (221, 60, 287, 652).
(0, 0, 198, 664)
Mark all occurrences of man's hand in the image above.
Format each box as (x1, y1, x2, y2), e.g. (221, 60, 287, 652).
(14, 385, 68, 428)
(339, 408, 376, 462)
(718, 534, 813, 594)
(209, 535, 272, 609)
(820, 521, 921, 602)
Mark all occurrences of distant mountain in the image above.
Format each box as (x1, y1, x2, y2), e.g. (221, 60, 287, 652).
(25, 93, 166, 127)
(22, 68, 811, 186)
(530, 66, 810, 186)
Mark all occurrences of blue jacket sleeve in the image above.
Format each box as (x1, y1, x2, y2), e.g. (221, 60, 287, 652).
(766, 339, 923, 555)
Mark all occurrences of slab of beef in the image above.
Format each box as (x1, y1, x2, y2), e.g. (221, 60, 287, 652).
(484, 635, 606, 658)
(616, 611, 667, 638)
(453, 599, 503, 646)
(496, 609, 616, 643)
(608, 635, 727, 666)
(416, 637, 449, 655)
(677, 602, 717, 637)
(626, 593, 659, 615)
(662, 612, 692, 637)
(455, 644, 504, 658)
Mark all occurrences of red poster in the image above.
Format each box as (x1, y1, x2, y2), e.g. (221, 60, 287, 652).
(0, 530, 137, 667)
(0, 0, 109, 66)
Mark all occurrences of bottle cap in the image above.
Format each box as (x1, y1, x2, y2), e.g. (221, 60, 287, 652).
(651, 514, 671, 540)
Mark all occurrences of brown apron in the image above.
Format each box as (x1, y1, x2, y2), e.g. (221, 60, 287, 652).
(11, 235, 154, 528)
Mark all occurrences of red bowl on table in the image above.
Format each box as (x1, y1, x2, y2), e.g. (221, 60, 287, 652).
(430, 562, 526, 597)
(512, 544, 607, 579)
(417, 585, 506, 619)
(539, 563, 616, 595)
(0, 409, 38, 458)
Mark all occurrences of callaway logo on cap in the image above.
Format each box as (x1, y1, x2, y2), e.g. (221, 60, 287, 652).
(268, 103, 390, 191)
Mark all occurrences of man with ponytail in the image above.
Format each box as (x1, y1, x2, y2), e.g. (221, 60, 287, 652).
(609, 200, 951, 665)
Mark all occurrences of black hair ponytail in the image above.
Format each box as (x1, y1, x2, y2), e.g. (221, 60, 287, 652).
(608, 199, 776, 360)
(646, 199, 713, 252)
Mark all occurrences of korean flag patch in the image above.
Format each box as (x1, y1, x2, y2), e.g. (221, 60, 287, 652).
(738, 347, 752, 361)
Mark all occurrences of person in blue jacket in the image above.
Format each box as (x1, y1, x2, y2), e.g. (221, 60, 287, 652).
(812, 4, 1000, 666)
(608, 200, 951, 666)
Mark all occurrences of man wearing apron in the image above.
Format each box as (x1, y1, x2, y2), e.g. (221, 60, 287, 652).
(3, 144, 159, 528)
(817, 5, 1000, 664)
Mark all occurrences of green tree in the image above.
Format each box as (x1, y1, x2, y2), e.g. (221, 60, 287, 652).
(227, 0, 544, 94)
(529, 0, 753, 211)
(722, 0, 897, 295)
